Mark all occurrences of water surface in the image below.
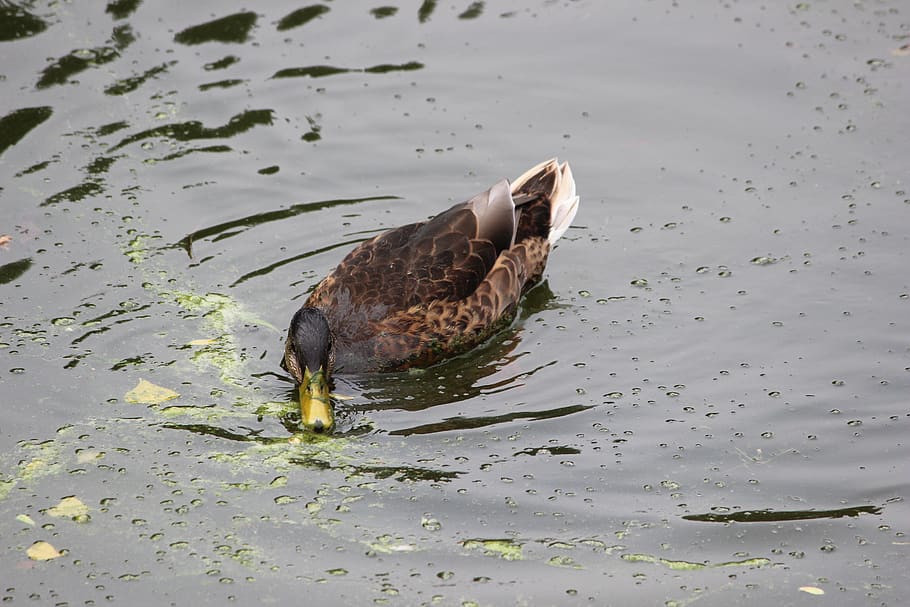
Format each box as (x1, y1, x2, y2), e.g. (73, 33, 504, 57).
(1, 1, 908, 605)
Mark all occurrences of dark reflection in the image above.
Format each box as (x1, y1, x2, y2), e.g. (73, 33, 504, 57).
(417, 0, 437, 23)
(276, 5, 329, 31)
(390, 404, 592, 436)
(97, 120, 130, 136)
(458, 1, 484, 20)
(161, 422, 463, 482)
(0, 258, 32, 285)
(204, 55, 240, 71)
(173, 11, 257, 45)
(171, 195, 396, 258)
(370, 7, 398, 19)
(0, 107, 52, 157)
(158, 144, 232, 161)
(162, 422, 287, 444)
(106, 0, 142, 20)
(43, 181, 104, 206)
(271, 61, 423, 79)
(0, 3, 49, 41)
(43, 109, 261, 206)
(683, 504, 882, 523)
(110, 109, 273, 152)
(105, 61, 176, 96)
(37, 25, 134, 89)
(231, 238, 367, 287)
(286, 456, 464, 482)
(199, 79, 246, 92)
(514, 445, 581, 457)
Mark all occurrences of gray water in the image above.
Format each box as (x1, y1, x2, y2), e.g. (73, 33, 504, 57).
(1, 1, 908, 605)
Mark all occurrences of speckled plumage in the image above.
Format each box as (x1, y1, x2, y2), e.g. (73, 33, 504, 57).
(289, 158, 579, 375)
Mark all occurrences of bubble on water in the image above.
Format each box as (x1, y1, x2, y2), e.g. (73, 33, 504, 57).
(421, 514, 442, 531)
(630, 278, 648, 287)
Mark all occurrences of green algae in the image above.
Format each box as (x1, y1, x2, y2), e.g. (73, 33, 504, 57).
(621, 553, 771, 571)
(367, 534, 418, 555)
(461, 538, 523, 561)
(0, 437, 65, 502)
(547, 555, 583, 569)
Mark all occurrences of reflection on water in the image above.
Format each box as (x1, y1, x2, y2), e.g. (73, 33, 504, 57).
(683, 504, 883, 524)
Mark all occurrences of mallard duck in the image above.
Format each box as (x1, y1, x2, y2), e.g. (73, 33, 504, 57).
(283, 158, 579, 432)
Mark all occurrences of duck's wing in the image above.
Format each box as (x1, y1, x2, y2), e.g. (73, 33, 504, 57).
(306, 179, 517, 321)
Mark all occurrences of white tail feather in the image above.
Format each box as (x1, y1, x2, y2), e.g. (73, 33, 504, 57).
(548, 161, 579, 244)
(509, 158, 579, 245)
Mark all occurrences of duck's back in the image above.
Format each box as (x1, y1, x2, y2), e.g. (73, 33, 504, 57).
(305, 159, 578, 372)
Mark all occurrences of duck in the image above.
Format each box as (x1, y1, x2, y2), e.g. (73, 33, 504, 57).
(282, 158, 579, 432)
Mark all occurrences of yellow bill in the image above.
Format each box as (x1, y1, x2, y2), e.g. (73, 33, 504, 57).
(299, 366, 334, 433)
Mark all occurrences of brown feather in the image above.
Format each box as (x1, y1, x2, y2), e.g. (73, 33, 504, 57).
(301, 159, 576, 373)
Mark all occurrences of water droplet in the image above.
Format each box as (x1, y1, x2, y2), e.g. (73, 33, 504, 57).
(421, 515, 442, 531)
(630, 278, 648, 287)
(578, 290, 591, 297)
(751, 256, 776, 265)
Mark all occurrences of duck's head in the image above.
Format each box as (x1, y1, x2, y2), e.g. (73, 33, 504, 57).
(283, 306, 335, 433)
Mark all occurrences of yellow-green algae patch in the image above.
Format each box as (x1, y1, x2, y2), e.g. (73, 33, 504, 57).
(367, 534, 418, 555)
(461, 538, 524, 561)
(621, 553, 771, 570)
(125, 378, 180, 404)
(548, 555, 583, 569)
(47, 496, 91, 522)
(1, 435, 70, 502)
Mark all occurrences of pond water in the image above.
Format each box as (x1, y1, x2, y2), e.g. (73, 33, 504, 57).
(1, 1, 908, 605)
